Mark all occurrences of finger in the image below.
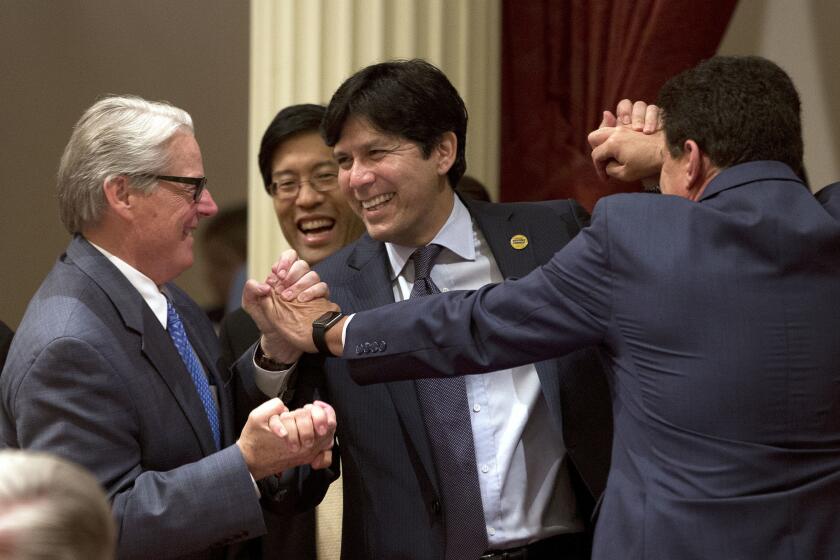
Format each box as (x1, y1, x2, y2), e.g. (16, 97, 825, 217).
(587, 126, 613, 150)
(308, 403, 329, 437)
(598, 110, 617, 129)
(590, 136, 616, 182)
(310, 449, 332, 470)
(296, 281, 330, 303)
(605, 160, 627, 180)
(269, 413, 288, 437)
(272, 249, 299, 282)
(313, 401, 337, 435)
(241, 279, 271, 307)
(643, 104, 660, 133)
(281, 270, 320, 300)
(631, 101, 648, 131)
(280, 411, 300, 451)
(293, 406, 316, 448)
(281, 259, 313, 292)
(616, 99, 633, 125)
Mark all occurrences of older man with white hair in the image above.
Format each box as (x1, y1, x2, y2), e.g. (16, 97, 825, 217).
(0, 95, 336, 560)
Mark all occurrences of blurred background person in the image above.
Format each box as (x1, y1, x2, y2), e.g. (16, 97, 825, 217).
(0, 321, 12, 371)
(0, 449, 116, 560)
(197, 204, 247, 327)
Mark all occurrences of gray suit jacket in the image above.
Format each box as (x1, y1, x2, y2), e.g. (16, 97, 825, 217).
(0, 236, 288, 560)
(344, 162, 840, 559)
(288, 197, 612, 559)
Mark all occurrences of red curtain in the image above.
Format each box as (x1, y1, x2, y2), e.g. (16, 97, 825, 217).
(500, 0, 738, 210)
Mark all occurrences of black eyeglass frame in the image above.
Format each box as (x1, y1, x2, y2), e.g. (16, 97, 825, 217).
(268, 174, 339, 200)
(131, 174, 208, 202)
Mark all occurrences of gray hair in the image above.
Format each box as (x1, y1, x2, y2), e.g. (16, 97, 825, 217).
(0, 450, 116, 560)
(57, 94, 194, 233)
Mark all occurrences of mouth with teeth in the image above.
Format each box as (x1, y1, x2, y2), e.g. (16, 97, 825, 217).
(361, 192, 394, 212)
(298, 217, 336, 238)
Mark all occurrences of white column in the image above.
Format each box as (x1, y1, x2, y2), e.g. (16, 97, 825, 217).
(248, 0, 501, 277)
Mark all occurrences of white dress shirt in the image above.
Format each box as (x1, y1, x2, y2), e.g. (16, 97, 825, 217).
(383, 197, 583, 548)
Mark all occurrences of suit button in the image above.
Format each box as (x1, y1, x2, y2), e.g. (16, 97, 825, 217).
(371, 341, 380, 352)
(431, 499, 442, 515)
(379, 340, 387, 351)
(364, 342, 372, 353)
(355, 344, 362, 355)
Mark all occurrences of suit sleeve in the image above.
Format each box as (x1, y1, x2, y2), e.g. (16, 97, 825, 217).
(344, 199, 614, 385)
(9, 336, 266, 560)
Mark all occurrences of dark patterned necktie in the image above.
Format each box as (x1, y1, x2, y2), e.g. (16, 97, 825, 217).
(167, 299, 221, 449)
(411, 244, 488, 559)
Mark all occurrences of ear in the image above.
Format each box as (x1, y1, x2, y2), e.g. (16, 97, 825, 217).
(102, 174, 136, 221)
(684, 140, 714, 200)
(433, 131, 457, 177)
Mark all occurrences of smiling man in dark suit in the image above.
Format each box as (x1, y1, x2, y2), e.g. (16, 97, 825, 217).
(262, 56, 840, 560)
(244, 59, 612, 560)
(0, 95, 336, 560)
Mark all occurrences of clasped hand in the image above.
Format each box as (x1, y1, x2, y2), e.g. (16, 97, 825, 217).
(588, 99, 665, 184)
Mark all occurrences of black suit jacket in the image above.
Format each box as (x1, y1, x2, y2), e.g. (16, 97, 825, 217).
(289, 197, 612, 559)
(219, 311, 318, 559)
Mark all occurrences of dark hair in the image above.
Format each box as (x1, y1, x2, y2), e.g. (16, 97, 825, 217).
(657, 56, 803, 179)
(258, 104, 327, 193)
(322, 59, 468, 187)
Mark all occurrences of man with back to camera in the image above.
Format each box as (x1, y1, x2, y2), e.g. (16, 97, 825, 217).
(219, 103, 364, 559)
(257, 55, 840, 560)
(0, 95, 337, 560)
(243, 59, 613, 560)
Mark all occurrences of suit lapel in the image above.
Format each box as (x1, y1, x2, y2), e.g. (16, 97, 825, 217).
(342, 236, 441, 495)
(140, 305, 219, 455)
(68, 236, 219, 455)
(466, 200, 564, 430)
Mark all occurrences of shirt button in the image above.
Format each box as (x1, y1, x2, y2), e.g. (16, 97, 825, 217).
(480, 464, 489, 473)
(488, 527, 496, 536)
(441, 287, 449, 292)
(473, 403, 481, 412)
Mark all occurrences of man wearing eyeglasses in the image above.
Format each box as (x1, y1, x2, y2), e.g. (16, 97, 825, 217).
(0, 95, 337, 560)
(219, 104, 364, 558)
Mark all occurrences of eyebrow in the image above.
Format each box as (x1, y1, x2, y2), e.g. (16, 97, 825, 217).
(272, 159, 337, 178)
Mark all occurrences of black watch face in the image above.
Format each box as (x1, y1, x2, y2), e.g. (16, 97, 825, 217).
(315, 311, 341, 327)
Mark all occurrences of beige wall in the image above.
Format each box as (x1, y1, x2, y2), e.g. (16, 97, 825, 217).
(0, 1, 250, 328)
(718, 0, 840, 192)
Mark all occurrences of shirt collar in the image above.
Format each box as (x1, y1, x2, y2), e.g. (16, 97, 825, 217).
(385, 195, 476, 279)
(88, 240, 169, 328)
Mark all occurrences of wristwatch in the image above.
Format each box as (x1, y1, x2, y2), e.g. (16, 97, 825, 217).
(312, 311, 344, 356)
(254, 343, 294, 371)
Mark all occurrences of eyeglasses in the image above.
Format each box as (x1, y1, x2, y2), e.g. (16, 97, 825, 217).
(132, 174, 208, 202)
(269, 172, 338, 200)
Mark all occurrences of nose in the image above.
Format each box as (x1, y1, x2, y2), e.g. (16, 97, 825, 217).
(347, 161, 375, 191)
(197, 188, 219, 217)
(295, 180, 326, 208)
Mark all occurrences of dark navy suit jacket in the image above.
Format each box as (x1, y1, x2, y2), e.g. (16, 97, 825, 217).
(293, 197, 612, 559)
(345, 162, 840, 559)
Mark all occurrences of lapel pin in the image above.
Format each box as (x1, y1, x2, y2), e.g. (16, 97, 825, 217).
(510, 234, 528, 250)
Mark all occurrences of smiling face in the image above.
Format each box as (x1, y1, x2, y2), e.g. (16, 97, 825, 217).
(333, 116, 455, 247)
(270, 131, 364, 265)
(130, 132, 218, 284)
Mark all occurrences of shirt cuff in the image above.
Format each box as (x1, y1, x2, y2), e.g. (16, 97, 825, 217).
(341, 313, 355, 352)
(252, 346, 297, 397)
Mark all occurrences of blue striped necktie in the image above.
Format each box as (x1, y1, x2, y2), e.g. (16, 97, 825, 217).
(411, 244, 488, 560)
(166, 299, 221, 449)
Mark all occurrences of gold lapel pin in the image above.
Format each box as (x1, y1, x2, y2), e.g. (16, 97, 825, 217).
(510, 234, 528, 250)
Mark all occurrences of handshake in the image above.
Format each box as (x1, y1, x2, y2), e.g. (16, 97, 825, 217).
(234, 251, 343, 481)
